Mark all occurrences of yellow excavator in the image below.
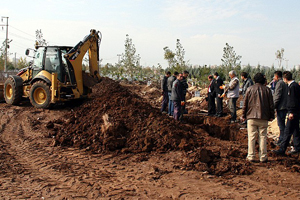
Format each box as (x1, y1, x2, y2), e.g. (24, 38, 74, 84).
(3, 29, 102, 108)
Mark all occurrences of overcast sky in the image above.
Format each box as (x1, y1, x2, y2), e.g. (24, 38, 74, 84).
(1, 0, 300, 68)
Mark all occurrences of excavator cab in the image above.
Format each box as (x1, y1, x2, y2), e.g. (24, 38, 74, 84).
(30, 46, 72, 83)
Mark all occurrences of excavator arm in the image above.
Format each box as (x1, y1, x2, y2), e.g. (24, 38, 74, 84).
(64, 29, 102, 95)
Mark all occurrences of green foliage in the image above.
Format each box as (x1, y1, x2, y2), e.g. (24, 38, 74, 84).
(17, 57, 28, 69)
(221, 43, 242, 69)
(163, 39, 188, 73)
(120, 34, 141, 80)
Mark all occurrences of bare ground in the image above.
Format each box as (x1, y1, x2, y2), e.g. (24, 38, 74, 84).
(0, 81, 300, 199)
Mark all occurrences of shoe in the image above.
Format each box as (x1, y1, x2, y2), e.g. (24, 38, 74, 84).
(272, 149, 285, 156)
(162, 111, 167, 114)
(274, 140, 282, 147)
(246, 158, 256, 163)
(288, 149, 300, 155)
(260, 159, 268, 163)
(230, 120, 234, 124)
(214, 114, 221, 117)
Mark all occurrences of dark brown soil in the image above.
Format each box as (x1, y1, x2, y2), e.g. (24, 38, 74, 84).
(50, 78, 199, 153)
(48, 78, 253, 176)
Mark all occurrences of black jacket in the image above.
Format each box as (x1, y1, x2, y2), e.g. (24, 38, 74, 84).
(161, 76, 168, 92)
(181, 77, 188, 95)
(170, 79, 184, 101)
(273, 79, 288, 111)
(214, 77, 224, 96)
(242, 78, 253, 96)
(208, 79, 216, 98)
(167, 75, 176, 92)
(286, 81, 300, 114)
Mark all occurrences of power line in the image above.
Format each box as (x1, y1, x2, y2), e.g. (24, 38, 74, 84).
(10, 32, 34, 42)
(10, 25, 35, 38)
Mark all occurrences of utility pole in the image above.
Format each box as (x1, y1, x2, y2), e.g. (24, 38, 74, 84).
(117, 54, 121, 63)
(1, 17, 9, 72)
(285, 59, 289, 69)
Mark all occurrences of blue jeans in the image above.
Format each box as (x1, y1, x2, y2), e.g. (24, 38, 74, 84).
(168, 92, 174, 115)
(277, 109, 287, 142)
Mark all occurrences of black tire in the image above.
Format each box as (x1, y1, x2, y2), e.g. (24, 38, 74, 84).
(4, 77, 22, 105)
(29, 81, 51, 109)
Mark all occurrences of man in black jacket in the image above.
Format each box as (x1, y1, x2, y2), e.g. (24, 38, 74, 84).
(171, 73, 184, 121)
(213, 72, 224, 117)
(241, 72, 253, 97)
(161, 71, 171, 113)
(273, 71, 288, 146)
(167, 71, 179, 116)
(207, 75, 216, 116)
(180, 70, 189, 118)
(273, 71, 300, 155)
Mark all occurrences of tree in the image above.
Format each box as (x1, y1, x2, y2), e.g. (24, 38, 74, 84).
(17, 57, 28, 69)
(221, 43, 242, 69)
(163, 46, 176, 69)
(275, 48, 284, 68)
(163, 39, 188, 73)
(0, 39, 13, 71)
(120, 34, 140, 80)
(35, 29, 48, 46)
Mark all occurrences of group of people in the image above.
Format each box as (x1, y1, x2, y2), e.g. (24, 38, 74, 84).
(161, 71, 189, 121)
(207, 71, 250, 123)
(161, 69, 300, 163)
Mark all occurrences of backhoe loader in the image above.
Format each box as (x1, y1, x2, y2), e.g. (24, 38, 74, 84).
(3, 29, 102, 108)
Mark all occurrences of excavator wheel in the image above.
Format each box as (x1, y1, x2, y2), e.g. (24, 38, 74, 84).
(29, 81, 51, 109)
(4, 77, 22, 105)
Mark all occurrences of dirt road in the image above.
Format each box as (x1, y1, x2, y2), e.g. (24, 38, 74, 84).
(0, 80, 300, 199)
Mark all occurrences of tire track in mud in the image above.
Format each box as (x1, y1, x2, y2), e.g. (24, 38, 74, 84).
(1, 102, 300, 199)
(0, 107, 112, 199)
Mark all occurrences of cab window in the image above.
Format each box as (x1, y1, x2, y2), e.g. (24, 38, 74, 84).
(45, 47, 62, 81)
(33, 47, 45, 71)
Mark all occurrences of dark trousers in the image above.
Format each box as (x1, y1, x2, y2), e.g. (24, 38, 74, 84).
(208, 93, 216, 115)
(280, 114, 300, 152)
(180, 92, 187, 119)
(216, 97, 223, 116)
(173, 101, 181, 121)
(161, 91, 169, 112)
(277, 109, 287, 142)
(168, 92, 173, 115)
(229, 97, 238, 121)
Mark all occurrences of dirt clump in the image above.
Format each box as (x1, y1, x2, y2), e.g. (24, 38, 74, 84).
(49, 78, 199, 153)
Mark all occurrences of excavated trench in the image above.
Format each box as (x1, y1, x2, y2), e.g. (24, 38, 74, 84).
(184, 115, 246, 142)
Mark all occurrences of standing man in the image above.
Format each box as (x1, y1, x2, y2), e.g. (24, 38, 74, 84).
(167, 71, 178, 116)
(161, 71, 171, 113)
(213, 72, 224, 117)
(242, 73, 274, 163)
(222, 70, 240, 123)
(207, 75, 216, 116)
(273, 71, 288, 146)
(273, 71, 300, 155)
(171, 73, 184, 121)
(180, 70, 189, 118)
(241, 72, 253, 97)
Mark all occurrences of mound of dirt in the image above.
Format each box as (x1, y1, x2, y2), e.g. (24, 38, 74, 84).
(49, 78, 199, 153)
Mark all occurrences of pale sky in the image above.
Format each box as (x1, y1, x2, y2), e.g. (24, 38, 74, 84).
(1, 0, 300, 68)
